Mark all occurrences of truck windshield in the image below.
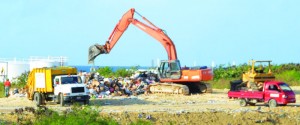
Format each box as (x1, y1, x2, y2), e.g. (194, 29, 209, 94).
(61, 77, 82, 84)
(279, 83, 293, 91)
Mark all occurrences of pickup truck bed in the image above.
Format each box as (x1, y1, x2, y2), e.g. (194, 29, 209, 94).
(228, 90, 264, 99)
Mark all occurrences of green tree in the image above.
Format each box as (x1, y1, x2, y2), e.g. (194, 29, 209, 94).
(115, 68, 130, 77)
(12, 71, 29, 88)
(96, 67, 113, 78)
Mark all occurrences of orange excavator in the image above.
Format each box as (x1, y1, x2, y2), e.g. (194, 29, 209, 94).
(88, 8, 213, 94)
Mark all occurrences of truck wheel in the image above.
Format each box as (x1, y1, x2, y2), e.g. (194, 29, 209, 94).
(268, 99, 277, 107)
(84, 99, 90, 105)
(199, 84, 207, 93)
(34, 93, 42, 106)
(56, 95, 60, 104)
(41, 94, 46, 105)
(248, 103, 256, 106)
(240, 99, 247, 107)
(60, 94, 65, 106)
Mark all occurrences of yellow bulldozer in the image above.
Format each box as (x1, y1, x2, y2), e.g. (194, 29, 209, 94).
(231, 60, 275, 91)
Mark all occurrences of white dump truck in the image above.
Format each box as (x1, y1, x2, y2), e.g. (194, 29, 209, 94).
(26, 67, 90, 106)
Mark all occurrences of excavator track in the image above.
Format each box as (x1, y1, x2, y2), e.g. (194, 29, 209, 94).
(187, 82, 212, 94)
(149, 82, 212, 95)
(200, 83, 213, 93)
(149, 83, 189, 95)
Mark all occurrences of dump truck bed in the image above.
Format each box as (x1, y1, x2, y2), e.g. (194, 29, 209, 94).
(228, 90, 264, 99)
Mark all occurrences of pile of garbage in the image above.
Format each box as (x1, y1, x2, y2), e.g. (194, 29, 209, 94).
(84, 71, 159, 99)
(9, 88, 27, 97)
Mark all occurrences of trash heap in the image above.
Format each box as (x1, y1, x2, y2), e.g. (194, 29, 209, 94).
(84, 71, 158, 99)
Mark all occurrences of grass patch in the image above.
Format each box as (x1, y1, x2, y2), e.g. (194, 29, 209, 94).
(0, 82, 4, 98)
(276, 70, 300, 86)
(210, 79, 233, 89)
(34, 105, 119, 125)
(2, 105, 300, 125)
(5, 105, 152, 125)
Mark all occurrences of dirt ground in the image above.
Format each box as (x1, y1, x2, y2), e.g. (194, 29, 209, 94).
(1, 87, 300, 124)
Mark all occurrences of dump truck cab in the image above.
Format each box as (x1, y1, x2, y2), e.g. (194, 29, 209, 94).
(53, 75, 90, 105)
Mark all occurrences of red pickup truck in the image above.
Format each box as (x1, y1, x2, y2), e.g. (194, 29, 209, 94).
(228, 81, 296, 107)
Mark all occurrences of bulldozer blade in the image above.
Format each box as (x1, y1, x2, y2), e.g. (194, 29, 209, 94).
(88, 44, 107, 64)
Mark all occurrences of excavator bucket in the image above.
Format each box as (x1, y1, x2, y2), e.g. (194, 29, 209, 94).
(88, 44, 107, 64)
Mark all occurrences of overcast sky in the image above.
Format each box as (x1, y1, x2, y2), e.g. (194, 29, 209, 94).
(1, 0, 299, 67)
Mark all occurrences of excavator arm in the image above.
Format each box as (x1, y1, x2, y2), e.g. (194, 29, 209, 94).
(88, 8, 214, 94)
(88, 8, 177, 64)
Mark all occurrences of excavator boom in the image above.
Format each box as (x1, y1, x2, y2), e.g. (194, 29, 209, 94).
(88, 8, 177, 64)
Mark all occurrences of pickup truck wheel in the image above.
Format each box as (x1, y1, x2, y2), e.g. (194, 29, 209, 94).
(60, 94, 65, 106)
(268, 99, 277, 107)
(34, 93, 42, 106)
(240, 99, 247, 107)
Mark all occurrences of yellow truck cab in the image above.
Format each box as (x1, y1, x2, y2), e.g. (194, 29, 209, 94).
(26, 67, 90, 106)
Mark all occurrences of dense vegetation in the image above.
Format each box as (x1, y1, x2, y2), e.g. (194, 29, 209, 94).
(12, 71, 29, 88)
(212, 63, 300, 89)
(96, 66, 138, 78)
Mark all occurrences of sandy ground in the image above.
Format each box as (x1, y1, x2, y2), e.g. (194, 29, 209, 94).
(1, 87, 300, 124)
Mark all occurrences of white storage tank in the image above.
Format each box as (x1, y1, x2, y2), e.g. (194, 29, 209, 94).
(29, 61, 55, 71)
(0, 56, 68, 82)
(8, 61, 30, 81)
(0, 60, 30, 82)
(29, 56, 68, 71)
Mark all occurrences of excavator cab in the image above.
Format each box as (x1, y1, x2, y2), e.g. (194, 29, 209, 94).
(158, 60, 181, 80)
